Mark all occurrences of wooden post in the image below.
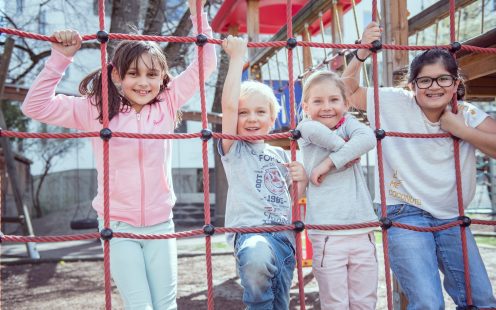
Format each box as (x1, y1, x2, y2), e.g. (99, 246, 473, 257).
(247, 0, 260, 66)
(381, 0, 408, 86)
(301, 26, 313, 73)
(0, 36, 39, 259)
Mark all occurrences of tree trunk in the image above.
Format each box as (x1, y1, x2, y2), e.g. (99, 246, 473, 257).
(163, 9, 194, 71)
(108, 0, 141, 56)
(143, 0, 165, 35)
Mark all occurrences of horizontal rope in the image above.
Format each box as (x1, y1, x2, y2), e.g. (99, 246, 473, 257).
(1, 27, 496, 54)
(386, 132, 452, 138)
(2, 219, 494, 243)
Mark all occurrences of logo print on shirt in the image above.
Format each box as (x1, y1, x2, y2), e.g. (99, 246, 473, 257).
(153, 114, 164, 125)
(264, 167, 285, 195)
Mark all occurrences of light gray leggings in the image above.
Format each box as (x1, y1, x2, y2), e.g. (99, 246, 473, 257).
(99, 219, 177, 310)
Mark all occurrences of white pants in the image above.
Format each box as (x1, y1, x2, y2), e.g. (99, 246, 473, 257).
(310, 232, 378, 310)
(99, 219, 177, 310)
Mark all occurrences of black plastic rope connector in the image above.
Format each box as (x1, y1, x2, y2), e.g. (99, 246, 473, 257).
(200, 128, 212, 141)
(100, 228, 113, 240)
(289, 129, 301, 140)
(196, 34, 208, 46)
(380, 217, 393, 230)
(369, 40, 382, 53)
(458, 216, 471, 227)
(449, 41, 462, 53)
(286, 37, 297, 49)
(293, 221, 305, 232)
(96, 30, 109, 43)
(203, 224, 215, 236)
(100, 128, 112, 140)
(375, 129, 386, 140)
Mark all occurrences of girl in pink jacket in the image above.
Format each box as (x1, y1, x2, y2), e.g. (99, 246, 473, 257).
(22, 1, 216, 308)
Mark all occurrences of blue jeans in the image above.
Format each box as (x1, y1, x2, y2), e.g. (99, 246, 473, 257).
(378, 204, 496, 310)
(234, 232, 296, 310)
(98, 219, 177, 310)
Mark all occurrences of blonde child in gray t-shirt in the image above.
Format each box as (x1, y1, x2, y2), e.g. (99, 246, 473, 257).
(219, 35, 308, 310)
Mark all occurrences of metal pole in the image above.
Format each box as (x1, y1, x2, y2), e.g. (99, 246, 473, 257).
(0, 36, 40, 259)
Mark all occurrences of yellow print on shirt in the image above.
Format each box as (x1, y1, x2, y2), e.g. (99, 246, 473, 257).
(388, 170, 422, 206)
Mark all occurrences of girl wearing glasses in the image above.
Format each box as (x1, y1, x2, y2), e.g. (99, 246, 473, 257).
(343, 22, 496, 310)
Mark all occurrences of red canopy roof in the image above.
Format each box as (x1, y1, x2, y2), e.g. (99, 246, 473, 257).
(212, 0, 361, 35)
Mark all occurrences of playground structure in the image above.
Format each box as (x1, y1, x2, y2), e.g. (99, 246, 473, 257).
(0, 0, 496, 309)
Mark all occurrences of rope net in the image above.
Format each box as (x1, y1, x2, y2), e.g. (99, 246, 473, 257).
(1, 0, 495, 309)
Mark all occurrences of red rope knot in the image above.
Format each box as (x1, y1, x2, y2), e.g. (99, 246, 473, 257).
(286, 37, 297, 50)
(293, 221, 305, 232)
(289, 129, 301, 140)
(458, 216, 472, 227)
(100, 228, 113, 240)
(100, 128, 112, 141)
(375, 129, 386, 140)
(96, 30, 109, 43)
(450, 41, 462, 53)
(203, 224, 215, 236)
(380, 217, 393, 230)
(200, 128, 213, 141)
(195, 34, 208, 46)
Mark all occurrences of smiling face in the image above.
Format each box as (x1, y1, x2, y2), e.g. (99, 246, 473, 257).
(112, 52, 165, 113)
(410, 61, 460, 122)
(237, 93, 276, 137)
(303, 80, 348, 129)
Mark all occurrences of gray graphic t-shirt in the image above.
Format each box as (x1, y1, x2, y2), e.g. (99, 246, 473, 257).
(218, 140, 292, 247)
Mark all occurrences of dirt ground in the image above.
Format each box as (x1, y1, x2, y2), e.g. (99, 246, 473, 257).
(1, 242, 496, 309)
(1, 209, 495, 309)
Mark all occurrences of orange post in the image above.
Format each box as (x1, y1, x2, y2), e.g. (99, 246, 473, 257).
(298, 198, 313, 267)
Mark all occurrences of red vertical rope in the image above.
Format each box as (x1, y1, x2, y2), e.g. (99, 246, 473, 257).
(370, 0, 392, 309)
(97, 0, 111, 309)
(286, 0, 306, 309)
(449, 0, 473, 305)
(195, 1, 214, 309)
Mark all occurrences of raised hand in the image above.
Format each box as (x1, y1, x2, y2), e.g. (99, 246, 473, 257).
(51, 29, 82, 58)
(222, 35, 247, 60)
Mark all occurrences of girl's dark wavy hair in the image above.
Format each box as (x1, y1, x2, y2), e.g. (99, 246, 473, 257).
(408, 48, 465, 100)
(79, 40, 172, 122)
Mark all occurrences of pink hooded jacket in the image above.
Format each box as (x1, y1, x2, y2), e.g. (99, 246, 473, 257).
(22, 14, 217, 227)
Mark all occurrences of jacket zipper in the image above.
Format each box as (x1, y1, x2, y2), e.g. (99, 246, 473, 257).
(321, 236, 329, 267)
(137, 112, 145, 226)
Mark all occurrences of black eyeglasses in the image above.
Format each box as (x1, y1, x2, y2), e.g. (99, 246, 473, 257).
(414, 75, 457, 89)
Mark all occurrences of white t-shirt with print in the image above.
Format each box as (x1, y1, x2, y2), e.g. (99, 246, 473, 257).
(366, 87, 488, 219)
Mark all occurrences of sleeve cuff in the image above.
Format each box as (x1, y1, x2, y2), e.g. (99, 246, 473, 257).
(190, 12, 210, 35)
(46, 49, 73, 74)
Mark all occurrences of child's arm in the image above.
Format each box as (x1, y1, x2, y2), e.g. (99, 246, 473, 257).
(441, 108, 496, 158)
(21, 30, 92, 130)
(287, 161, 308, 199)
(311, 118, 376, 185)
(342, 22, 381, 111)
(298, 120, 346, 151)
(165, 0, 217, 110)
(221, 36, 247, 154)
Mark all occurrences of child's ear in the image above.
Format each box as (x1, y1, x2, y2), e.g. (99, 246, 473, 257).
(408, 82, 415, 92)
(111, 68, 121, 84)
